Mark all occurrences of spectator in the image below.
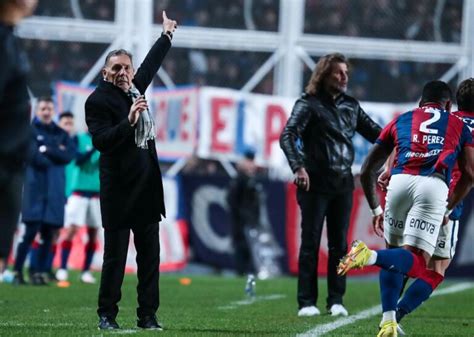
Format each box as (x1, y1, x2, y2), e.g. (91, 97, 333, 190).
(12, 97, 75, 285)
(28, 111, 77, 282)
(226, 149, 260, 276)
(56, 124, 101, 285)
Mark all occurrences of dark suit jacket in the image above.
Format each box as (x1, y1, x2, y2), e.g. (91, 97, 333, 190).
(85, 35, 170, 229)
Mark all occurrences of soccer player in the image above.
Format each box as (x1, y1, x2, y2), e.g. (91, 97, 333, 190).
(392, 78, 474, 325)
(56, 126, 100, 284)
(337, 81, 474, 337)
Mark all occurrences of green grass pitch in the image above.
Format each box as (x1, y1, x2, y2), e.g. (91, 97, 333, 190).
(0, 273, 473, 336)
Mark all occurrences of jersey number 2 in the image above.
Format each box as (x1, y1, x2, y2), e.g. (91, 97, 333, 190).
(419, 108, 440, 134)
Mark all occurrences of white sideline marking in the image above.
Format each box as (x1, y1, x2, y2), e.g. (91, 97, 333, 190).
(110, 329, 137, 334)
(0, 322, 75, 327)
(218, 294, 286, 310)
(296, 282, 474, 337)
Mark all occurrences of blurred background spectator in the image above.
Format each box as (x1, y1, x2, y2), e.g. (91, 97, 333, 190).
(34, 0, 114, 21)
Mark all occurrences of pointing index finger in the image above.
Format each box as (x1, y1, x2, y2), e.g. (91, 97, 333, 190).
(162, 11, 168, 21)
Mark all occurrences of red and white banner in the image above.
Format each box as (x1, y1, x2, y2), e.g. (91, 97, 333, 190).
(55, 82, 199, 160)
(197, 87, 293, 169)
(56, 82, 413, 177)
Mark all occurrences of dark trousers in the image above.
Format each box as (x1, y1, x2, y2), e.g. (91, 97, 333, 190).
(232, 228, 254, 276)
(296, 189, 352, 309)
(97, 222, 160, 319)
(14, 221, 55, 273)
(0, 173, 24, 259)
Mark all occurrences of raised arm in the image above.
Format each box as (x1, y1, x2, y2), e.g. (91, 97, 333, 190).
(133, 11, 177, 93)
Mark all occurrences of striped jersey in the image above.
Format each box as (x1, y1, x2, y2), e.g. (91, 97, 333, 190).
(376, 104, 474, 184)
(449, 110, 474, 220)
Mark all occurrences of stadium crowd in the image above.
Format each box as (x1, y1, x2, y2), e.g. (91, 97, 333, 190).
(304, 0, 462, 43)
(22, 37, 452, 103)
(33, 0, 114, 21)
(21, 0, 463, 102)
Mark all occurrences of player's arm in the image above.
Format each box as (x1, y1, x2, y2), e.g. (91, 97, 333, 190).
(360, 143, 392, 236)
(446, 146, 474, 212)
(377, 149, 395, 191)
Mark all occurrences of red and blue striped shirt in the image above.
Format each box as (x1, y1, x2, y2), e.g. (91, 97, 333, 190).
(376, 104, 474, 184)
(449, 110, 474, 219)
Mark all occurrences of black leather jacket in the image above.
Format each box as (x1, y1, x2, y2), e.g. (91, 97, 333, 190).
(280, 91, 381, 193)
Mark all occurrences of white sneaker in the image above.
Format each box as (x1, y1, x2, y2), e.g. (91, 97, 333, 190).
(2, 270, 14, 284)
(56, 268, 68, 281)
(80, 271, 96, 284)
(329, 304, 348, 317)
(298, 306, 321, 317)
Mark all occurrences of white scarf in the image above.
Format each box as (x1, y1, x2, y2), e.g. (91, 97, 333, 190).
(128, 86, 155, 149)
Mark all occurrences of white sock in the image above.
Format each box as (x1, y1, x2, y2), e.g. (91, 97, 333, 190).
(382, 310, 396, 323)
(367, 250, 377, 265)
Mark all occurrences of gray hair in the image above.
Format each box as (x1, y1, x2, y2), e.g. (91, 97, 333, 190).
(104, 49, 133, 67)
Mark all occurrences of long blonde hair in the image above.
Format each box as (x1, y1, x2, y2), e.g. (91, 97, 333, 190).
(305, 53, 348, 95)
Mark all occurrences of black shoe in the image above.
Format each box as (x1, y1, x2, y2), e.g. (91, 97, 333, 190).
(31, 273, 48, 286)
(12, 272, 27, 286)
(137, 315, 163, 330)
(46, 271, 58, 282)
(98, 316, 120, 330)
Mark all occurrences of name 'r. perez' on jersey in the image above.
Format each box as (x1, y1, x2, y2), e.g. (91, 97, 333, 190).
(411, 134, 445, 145)
(376, 104, 474, 184)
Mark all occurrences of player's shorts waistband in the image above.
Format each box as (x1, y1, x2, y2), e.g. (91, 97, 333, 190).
(71, 190, 100, 198)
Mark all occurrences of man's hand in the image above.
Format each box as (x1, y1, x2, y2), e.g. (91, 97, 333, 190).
(372, 214, 384, 237)
(128, 96, 148, 127)
(162, 11, 177, 36)
(377, 169, 390, 192)
(294, 167, 310, 192)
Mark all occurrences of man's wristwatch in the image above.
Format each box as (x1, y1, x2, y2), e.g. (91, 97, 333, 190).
(162, 30, 173, 40)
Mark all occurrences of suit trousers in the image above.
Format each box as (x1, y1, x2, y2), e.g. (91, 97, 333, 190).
(0, 172, 24, 258)
(296, 188, 352, 309)
(97, 222, 160, 319)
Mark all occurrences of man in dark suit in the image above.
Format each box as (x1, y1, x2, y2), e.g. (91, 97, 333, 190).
(0, 0, 37, 282)
(85, 11, 177, 331)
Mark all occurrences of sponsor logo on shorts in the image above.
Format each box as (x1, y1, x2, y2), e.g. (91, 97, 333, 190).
(409, 218, 436, 234)
(386, 216, 404, 229)
(437, 239, 446, 248)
